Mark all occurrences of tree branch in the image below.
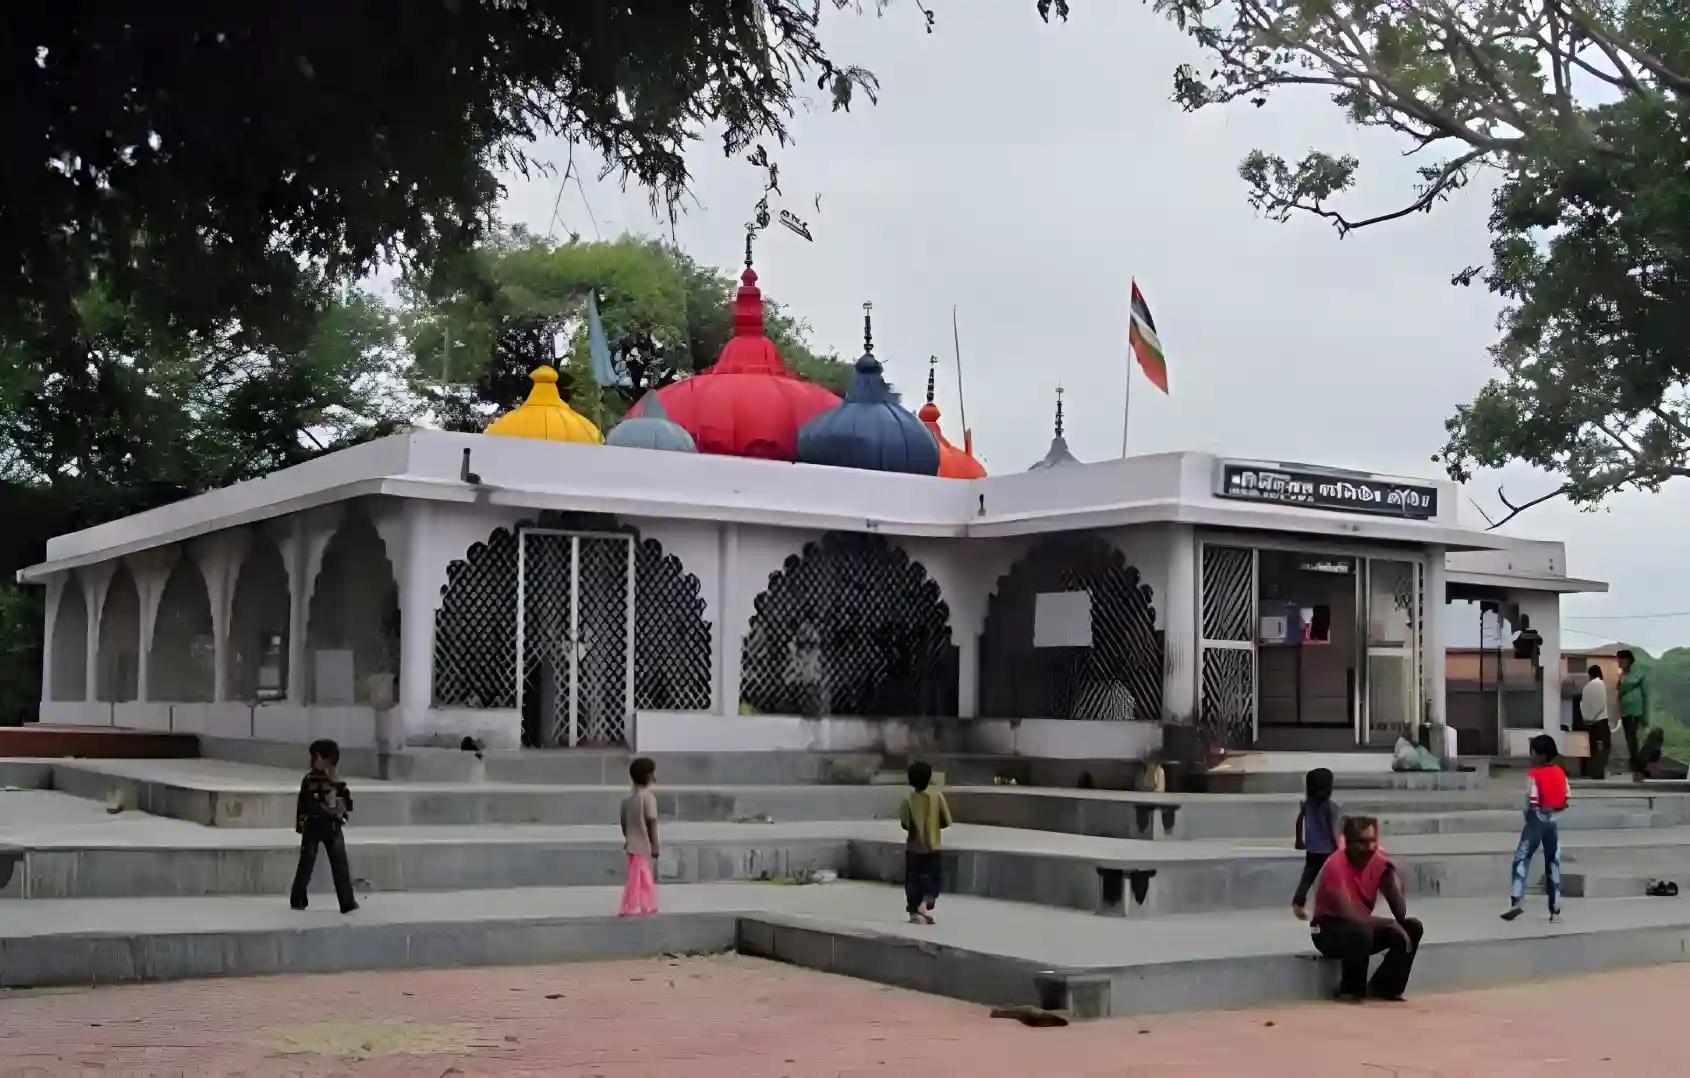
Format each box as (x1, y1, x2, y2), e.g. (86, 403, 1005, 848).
(1267, 148, 1488, 235)
(1486, 483, 1572, 530)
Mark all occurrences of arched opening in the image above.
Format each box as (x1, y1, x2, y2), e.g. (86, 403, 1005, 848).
(434, 526, 520, 709)
(228, 534, 291, 701)
(49, 579, 88, 701)
(980, 534, 1162, 722)
(97, 567, 141, 702)
(634, 538, 712, 711)
(150, 557, 215, 702)
(741, 532, 956, 717)
(306, 511, 399, 705)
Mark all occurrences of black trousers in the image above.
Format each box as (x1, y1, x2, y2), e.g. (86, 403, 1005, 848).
(1311, 915, 1424, 999)
(291, 824, 358, 912)
(904, 851, 942, 914)
(1292, 852, 1327, 907)
(1587, 721, 1612, 780)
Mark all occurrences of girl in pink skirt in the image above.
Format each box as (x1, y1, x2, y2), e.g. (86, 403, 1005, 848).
(618, 757, 659, 916)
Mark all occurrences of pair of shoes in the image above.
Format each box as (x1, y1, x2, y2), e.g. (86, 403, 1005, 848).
(1549, 909, 1563, 922)
(289, 903, 307, 911)
(1500, 905, 1524, 921)
(908, 913, 927, 925)
(1646, 880, 1680, 897)
(1332, 991, 1365, 1005)
(921, 903, 937, 924)
(341, 904, 359, 915)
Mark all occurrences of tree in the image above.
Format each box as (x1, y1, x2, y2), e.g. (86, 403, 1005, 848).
(403, 233, 854, 431)
(1153, 0, 1690, 522)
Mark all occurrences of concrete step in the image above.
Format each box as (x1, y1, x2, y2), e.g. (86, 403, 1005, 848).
(2, 759, 902, 828)
(846, 829, 1690, 917)
(0, 726, 197, 760)
(8, 883, 1690, 1020)
(946, 787, 1690, 841)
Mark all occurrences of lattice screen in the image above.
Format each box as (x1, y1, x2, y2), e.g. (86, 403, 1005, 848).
(634, 539, 712, 711)
(433, 527, 519, 708)
(979, 534, 1163, 723)
(741, 532, 955, 717)
(1199, 544, 1256, 747)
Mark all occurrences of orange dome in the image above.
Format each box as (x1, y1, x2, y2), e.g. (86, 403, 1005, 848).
(917, 361, 986, 479)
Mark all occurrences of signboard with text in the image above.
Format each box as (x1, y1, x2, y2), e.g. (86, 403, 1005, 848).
(1216, 462, 1438, 520)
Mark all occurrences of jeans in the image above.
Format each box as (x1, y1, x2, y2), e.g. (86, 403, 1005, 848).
(291, 823, 358, 912)
(1622, 715, 1644, 776)
(904, 851, 942, 914)
(1311, 915, 1424, 999)
(1292, 851, 1327, 908)
(1509, 807, 1562, 911)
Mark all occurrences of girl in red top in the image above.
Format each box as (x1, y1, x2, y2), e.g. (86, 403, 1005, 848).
(1503, 734, 1569, 922)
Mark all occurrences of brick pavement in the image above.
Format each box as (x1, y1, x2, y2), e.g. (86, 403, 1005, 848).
(1, 954, 1685, 1077)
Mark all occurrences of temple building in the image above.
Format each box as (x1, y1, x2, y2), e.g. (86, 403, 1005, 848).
(17, 251, 1603, 765)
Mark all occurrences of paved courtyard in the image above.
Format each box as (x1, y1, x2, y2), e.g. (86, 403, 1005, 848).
(1, 954, 1686, 1077)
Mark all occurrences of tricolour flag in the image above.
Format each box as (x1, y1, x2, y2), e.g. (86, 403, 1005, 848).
(1128, 280, 1169, 394)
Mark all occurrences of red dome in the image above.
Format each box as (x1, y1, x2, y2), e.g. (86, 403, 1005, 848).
(629, 266, 840, 460)
(918, 400, 987, 479)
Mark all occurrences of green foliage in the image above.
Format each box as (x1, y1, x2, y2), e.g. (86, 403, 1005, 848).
(404, 233, 852, 430)
(1153, 0, 1690, 520)
(0, 584, 42, 725)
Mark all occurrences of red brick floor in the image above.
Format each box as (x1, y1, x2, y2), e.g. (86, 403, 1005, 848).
(0, 956, 1684, 1077)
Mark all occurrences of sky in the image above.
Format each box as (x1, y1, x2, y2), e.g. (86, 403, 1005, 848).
(495, 2, 1690, 656)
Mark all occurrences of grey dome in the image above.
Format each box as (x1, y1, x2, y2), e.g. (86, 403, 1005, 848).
(607, 391, 698, 453)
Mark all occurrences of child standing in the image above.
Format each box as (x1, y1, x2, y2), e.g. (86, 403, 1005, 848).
(1292, 767, 1341, 920)
(619, 757, 660, 917)
(900, 761, 953, 925)
(289, 738, 358, 914)
(1503, 734, 1568, 922)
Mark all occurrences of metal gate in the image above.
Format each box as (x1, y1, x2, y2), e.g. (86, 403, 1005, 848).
(517, 529, 634, 747)
(1198, 543, 1257, 747)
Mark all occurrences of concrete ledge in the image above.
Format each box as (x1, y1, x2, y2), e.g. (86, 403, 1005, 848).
(0, 914, 738, 989)
(11, 838, 851, 900)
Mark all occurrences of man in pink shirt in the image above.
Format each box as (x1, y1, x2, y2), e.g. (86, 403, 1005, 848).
(1310, 816, 1424, 1002)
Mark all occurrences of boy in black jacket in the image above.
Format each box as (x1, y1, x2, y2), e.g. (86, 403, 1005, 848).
(289, 739, 359, 913)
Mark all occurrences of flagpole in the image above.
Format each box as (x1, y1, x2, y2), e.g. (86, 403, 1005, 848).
(951, 305, 970, 436)
(1120, 281, 1133, 458)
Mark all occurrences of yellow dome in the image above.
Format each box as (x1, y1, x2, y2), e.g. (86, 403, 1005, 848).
(484, 366, 603, 444)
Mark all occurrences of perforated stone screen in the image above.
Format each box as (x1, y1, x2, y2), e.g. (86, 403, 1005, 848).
(741, 532, 956, 718)
(980, 534, 1163, 723)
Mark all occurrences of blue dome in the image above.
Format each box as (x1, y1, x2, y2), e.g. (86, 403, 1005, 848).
(606, 391, 698, 453)
(797, 349, 940, 476)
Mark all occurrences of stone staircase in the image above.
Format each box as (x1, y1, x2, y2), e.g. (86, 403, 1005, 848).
(6, 749, 1690, 1019)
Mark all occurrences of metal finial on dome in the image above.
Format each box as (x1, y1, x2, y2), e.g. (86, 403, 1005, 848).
(926, 355, 938, 405)
(744, 228, 754, 270)
(1054, 385, 1065, 437)
(862, 301, 874, 354)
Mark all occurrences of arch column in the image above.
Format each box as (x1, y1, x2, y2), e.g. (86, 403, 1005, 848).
(192, 530, 252, 704)
(274, 506, 343, 704)
(80, 563, 117, 704)
(41, 575, 64, 707)
(126, 547, 179, 704)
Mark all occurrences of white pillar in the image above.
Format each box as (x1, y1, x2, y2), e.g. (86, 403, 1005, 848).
(717, 523, 743, 719)
(1161, 524, 1198, 724)
(1422, 549, 1448, 731)
(127, 547, 179, 703)
(394, 498, 438, 746)
(192, 530, 252, 703)
(956, 631, 980, 719)
(1518, 591, 1562, 734)
(276, 507, 343, 705)
(80, 563, 116, 703)
(41, 575, 65, 704)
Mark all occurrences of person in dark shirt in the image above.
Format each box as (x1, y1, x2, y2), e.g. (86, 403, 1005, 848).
(289, 738, 359, 914)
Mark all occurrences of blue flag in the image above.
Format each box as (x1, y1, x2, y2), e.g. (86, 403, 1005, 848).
(586, 290, 631, 388)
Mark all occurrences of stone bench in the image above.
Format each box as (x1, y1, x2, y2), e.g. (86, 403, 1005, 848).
(1095, 863, 1159, 916)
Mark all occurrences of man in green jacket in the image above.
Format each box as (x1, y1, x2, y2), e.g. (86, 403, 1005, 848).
(1617, 649, 1650, 781)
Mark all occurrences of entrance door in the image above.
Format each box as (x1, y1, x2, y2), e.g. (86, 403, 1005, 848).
(517, 529, 635, 747)
(1363, 557, 1421, 747)
(1199, 543, 1258, 747)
